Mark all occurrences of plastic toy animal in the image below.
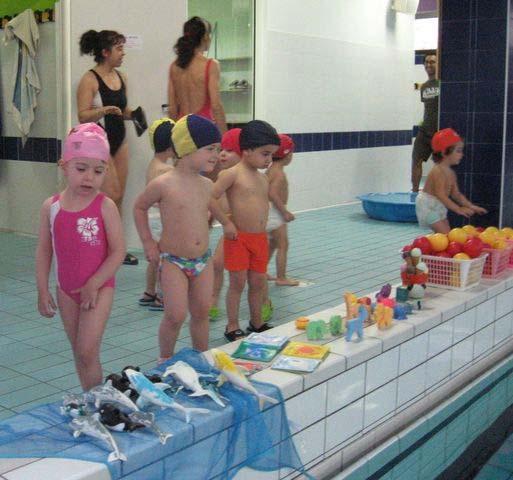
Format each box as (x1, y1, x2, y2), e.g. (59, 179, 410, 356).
(88, 380, 139, 413)
(346, 305, 367, 342)
(306, 320, 328, 340)
(70, 414, 127, 463)
(329, 315, 344, 335)
(99, 403, 144, 432)
(376, 283, 392, 302)
(128, 411, 173, 445)
(393, 303, 413, 320)
(375, 303, 393, 330)
(124, 369, 210, 423)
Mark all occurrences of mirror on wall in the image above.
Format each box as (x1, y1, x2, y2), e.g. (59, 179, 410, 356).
(188, 0, 254, 126)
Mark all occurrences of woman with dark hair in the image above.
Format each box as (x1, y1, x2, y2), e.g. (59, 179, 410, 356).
(167, 17, 227, 133)
(76, 29, 140, 265)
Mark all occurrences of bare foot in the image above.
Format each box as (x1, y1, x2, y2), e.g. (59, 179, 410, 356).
(267, 274, 276, 281)
(275, 278, 300, 287)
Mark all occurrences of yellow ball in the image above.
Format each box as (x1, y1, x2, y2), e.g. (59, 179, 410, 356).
(453, 252, 471, 260)
(485, 226, 499, 235)
(493, 239, 507, 250)
(462, 225, 478, 237)
(501, 227, 513, 239)
(448, 228, 468, 244)
(496, 231, 508, 240)
(428, 233, 449, 252)
(479, 231, 496, 246)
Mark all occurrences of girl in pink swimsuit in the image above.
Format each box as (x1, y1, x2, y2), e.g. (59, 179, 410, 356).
(35, 123, 125, 390)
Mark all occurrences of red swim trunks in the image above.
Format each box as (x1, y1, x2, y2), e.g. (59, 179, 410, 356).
(224, 231, 269, 273)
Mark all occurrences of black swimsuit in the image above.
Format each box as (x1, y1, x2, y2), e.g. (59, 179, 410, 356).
(90, 69, 127, 156)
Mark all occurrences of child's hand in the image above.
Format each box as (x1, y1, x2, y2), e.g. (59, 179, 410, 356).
(143, 239, 160, 265)
(283, 211, 295, 222)
(457, 206, 474, 218)
(473, 206, 488, 215)
(72, 281, 100, 310)
(223, 221, 238, 240)
(38, 290, 57, 318)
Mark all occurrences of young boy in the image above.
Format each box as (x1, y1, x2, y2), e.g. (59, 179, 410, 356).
(211, 120, 281, 342)
(138, 118, 175, 311)
(209, 128, 242, 321)
(415, 128, 487, 233)
(133, 114, 223, 361)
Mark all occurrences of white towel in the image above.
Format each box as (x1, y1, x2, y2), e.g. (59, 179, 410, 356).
(4, 9, 41, 143)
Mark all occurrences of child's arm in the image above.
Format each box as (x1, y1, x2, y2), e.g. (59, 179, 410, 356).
(268, 171, 295, 222)
(450, 180, 488, 215)
(35, 198, 57, 317)
(432, 170, 473, 218)
(210, 169, 237, 239)
(134, 178, 164, 263)
(73, 197, 125, 310)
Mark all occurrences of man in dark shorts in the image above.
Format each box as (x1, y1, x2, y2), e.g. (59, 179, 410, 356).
(412, 54, 439, 192)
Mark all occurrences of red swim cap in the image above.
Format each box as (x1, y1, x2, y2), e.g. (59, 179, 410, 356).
(273, 134, 295, 159)
(221, 128, 241, 156)
(431, 128, 462, 154)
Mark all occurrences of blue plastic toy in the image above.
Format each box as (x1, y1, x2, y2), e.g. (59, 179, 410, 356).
(393, 303, 413, 320)
(346, 305, 367, 342)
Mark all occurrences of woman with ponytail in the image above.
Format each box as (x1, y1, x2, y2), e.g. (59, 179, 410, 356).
(76, 29, 140, 265)
(167, 17, 227, 133)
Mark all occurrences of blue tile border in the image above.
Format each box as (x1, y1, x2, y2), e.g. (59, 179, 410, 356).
(0, 137, 61, 163)
(287, 129, 413, 153)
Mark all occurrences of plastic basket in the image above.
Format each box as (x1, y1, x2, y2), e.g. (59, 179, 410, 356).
(508, 240, 513, 268)
(482, 244, 513, 278)
(420, 253, 487, 291)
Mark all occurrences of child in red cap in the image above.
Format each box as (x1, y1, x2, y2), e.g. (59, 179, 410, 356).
(209, 128, 242, 321)
(415, 128, 487, 233)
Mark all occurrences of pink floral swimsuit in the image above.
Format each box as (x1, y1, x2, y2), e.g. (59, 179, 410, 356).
(50, 193, 115, 304)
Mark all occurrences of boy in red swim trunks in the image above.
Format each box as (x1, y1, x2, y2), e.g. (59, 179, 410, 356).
(212, 120, 280, 342)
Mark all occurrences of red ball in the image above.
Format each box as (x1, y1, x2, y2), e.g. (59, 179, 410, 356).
(436, 251, 452, 258)
(412, 236, 433, 255)
(475, 227, 484, 233)
(463, 237, 484, 258)
(402, 244, 414, 253)
(446, 241, 463, 257)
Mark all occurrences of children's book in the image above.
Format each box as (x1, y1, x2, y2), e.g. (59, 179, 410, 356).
(233, 359, 266, 376)
(232, 342, 280, 362)
(272, 355, 321, 373)
(281, 341, 330, 360)
(245, 333, 289, 349)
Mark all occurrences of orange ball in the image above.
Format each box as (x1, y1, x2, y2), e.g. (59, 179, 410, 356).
(501, 227, 513, 239)
(453, 253, 471, 260)
(479, 231, 496, 246)
(448, 228, 468, 244)
(462, 225, 478, 237)
(428, 233, 449, 252)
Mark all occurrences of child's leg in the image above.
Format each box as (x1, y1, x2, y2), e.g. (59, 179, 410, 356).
(225, 270, 247, 333)
(274, 225, 299, 286)
(188, 261, 214, 351)
(266, 232, 277, 280)
(211, 238, 224, 309)
(431, 219, 451, 234)
(57, 288, 81, 351)
(159, 262, 189, 359)
(248, 270, 267, 329)
(74, 287, 114, 390)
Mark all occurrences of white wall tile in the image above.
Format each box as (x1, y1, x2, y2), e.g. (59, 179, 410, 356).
(425, 350, 452, 390)
(303, 353, 347, 390)
(365, 347, 399, 393)
(451, 337, 475, 374)
(427, 321, 454, 358)
(329, 336, 383, 369)
(452, 308, 477, 343)
(496, 289, 513, 320)
(399, 332, 429, 374)
(285, 383, 327, 433)
(2, 458, 110, 480)
(494, 312, 513, 346)
(475, 299, 496, 330)
(325, 399, 364, 451)
(327, 364, 365, 415)
(364, 380, 397, 428)
(397, 363, 426, 406)
(473, 325, 495, 359)
(233, 467, 279, 480)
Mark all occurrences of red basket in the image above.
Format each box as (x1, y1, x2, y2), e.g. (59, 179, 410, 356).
(420, 254, 487, 291)
(482, 244, 513, 278)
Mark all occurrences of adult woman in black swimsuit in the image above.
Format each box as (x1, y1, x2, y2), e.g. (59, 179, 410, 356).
(76, 30, 137, 265)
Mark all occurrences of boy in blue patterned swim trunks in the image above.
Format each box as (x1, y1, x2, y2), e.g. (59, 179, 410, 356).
(415, 128, 487, 233)
(134, 114, 232, 362)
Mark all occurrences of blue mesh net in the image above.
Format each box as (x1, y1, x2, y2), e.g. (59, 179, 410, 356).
(0, 348, 311, 479)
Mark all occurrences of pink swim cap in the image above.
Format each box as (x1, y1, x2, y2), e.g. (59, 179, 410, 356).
(62, 123, 110, 163)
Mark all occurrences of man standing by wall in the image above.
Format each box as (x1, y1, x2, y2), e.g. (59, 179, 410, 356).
(411, 54, 439, 192)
